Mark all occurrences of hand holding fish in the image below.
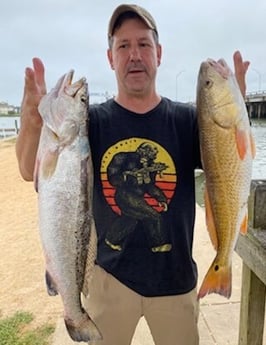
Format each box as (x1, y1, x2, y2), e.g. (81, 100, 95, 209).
(233, 50, 250, 97)
(21, 57, 46, 128)
(16, 58, 47, 180)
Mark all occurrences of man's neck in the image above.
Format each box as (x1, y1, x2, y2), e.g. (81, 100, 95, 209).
(115, 92, 161, 114)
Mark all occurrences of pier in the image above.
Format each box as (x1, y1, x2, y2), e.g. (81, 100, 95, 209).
(0, 127, 18, 138)
(235, 180, 266, 345)
(245, 91, 266, 119)
(0, 118, 19, 138)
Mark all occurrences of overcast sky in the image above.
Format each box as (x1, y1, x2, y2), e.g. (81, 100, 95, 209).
(1, 0, 266, 106)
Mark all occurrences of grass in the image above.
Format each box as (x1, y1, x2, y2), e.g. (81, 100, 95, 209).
(0, 311, 55, 345)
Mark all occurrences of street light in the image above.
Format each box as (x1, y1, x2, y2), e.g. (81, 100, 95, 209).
(252, 68, 262, 91)
(175, 70, 185, 101)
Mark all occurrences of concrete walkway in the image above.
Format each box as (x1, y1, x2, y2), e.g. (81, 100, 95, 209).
(52, 205, 266, 345)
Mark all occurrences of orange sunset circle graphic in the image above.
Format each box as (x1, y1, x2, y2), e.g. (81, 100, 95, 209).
(100, 138, 177, 215)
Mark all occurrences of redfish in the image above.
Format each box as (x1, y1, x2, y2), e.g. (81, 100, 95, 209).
(196, 58, 255, 299)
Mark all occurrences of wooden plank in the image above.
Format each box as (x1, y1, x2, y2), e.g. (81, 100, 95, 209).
(235, 179, 266, 286)
(235, 230, 266, 286)
(238, 263, 266, 345)
(236, 180, 266, 345)
(248, 180, 266, 230)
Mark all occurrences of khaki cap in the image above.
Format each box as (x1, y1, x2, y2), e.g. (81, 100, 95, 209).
(108, 4, 158, 38)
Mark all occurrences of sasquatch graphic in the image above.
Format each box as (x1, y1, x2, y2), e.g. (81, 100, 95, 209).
(105, 142, 172, 252)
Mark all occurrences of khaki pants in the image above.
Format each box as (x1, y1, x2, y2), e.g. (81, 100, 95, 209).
(82, 265, 199, 345)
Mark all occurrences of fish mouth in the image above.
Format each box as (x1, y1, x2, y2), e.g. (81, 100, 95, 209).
(64, 70, 75, 88)
(53, 70, 87, 98)
(205, 58, 231, 79)
(53, 70, 73, 94)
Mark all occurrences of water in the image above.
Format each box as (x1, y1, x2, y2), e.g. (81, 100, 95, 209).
(0, 116, 20, 128)
(0, 116, 20, 138)
(252, 120, 266, 179)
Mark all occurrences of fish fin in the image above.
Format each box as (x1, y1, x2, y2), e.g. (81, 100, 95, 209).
(65, 312, 102, 342)
(250, 131, 256, 159)
(235, 127, 248, 160)
(41, 149, 59, 179)
(240, 213, 248, 235)
(198, 260, 232, 300)
(45, 271, 58, 296)
(204, 188, 218, 250)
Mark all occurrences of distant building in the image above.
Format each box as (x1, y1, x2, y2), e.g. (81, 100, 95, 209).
(0, 101, 20, 115)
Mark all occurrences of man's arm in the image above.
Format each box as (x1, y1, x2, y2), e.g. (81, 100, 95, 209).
(16, 58, 46, 181)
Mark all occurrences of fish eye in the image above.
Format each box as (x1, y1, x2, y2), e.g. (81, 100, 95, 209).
(205, 80, 213, 88)
(80, 95, 87, 103)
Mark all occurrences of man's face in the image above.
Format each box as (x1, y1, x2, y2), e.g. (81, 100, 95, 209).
(107, 18, 161, 97)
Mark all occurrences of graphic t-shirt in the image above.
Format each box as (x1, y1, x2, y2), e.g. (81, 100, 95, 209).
(88, 97, 201, 297)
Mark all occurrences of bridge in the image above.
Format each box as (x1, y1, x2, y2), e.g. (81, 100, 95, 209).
(245, 91, 266, 119)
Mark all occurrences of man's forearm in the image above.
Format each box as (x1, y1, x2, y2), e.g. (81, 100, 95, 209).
(16, 118, 42, 181)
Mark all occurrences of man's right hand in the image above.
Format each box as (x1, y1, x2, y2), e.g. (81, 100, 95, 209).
(21, 57, 47, 127)
(16, 57, 47, 181)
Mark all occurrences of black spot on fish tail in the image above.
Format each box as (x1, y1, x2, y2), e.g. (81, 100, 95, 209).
(45, 270, 58, 296)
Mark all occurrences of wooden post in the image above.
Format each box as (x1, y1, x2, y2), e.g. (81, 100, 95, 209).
(236, 180, 266, 345)
(238, 263, 266, 345)
(248, 180, 266, 230)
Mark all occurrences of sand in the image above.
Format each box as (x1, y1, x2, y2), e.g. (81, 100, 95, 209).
(0, 137, 62, 328)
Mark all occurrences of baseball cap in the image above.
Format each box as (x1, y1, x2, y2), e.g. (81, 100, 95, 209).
(108, 4, 158, 39)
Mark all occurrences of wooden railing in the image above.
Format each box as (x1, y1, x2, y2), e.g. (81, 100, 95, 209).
(235, 180, 266, 345)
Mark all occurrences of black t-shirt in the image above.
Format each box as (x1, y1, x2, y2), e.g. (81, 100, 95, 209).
(88, 97, 201, 297)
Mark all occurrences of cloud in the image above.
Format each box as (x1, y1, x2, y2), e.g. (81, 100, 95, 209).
(1, 0, 266, 105)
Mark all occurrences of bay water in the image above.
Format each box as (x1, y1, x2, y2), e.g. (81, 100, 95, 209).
(0, 116, 20, 137)
(252, 119, 266, 179)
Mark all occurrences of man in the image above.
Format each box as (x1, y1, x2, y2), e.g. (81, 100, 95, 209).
(16, 4, 249, 345)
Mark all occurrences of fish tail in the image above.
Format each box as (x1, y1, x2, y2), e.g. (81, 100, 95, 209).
(197, 260, 232, 300)
(65, 312, 102, 342)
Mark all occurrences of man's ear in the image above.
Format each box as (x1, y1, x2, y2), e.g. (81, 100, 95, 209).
(107, 49, 114, 70)
(157, 44, 162, 67)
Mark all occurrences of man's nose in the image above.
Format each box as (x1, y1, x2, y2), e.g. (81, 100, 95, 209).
(129, 47, 141, 61)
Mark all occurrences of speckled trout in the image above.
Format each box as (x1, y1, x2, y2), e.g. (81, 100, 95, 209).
(196, 58, 255, 299)
(34, 71, 101, 341)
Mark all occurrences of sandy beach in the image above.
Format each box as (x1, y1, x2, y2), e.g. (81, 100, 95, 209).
(0, 137, 62, 328)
